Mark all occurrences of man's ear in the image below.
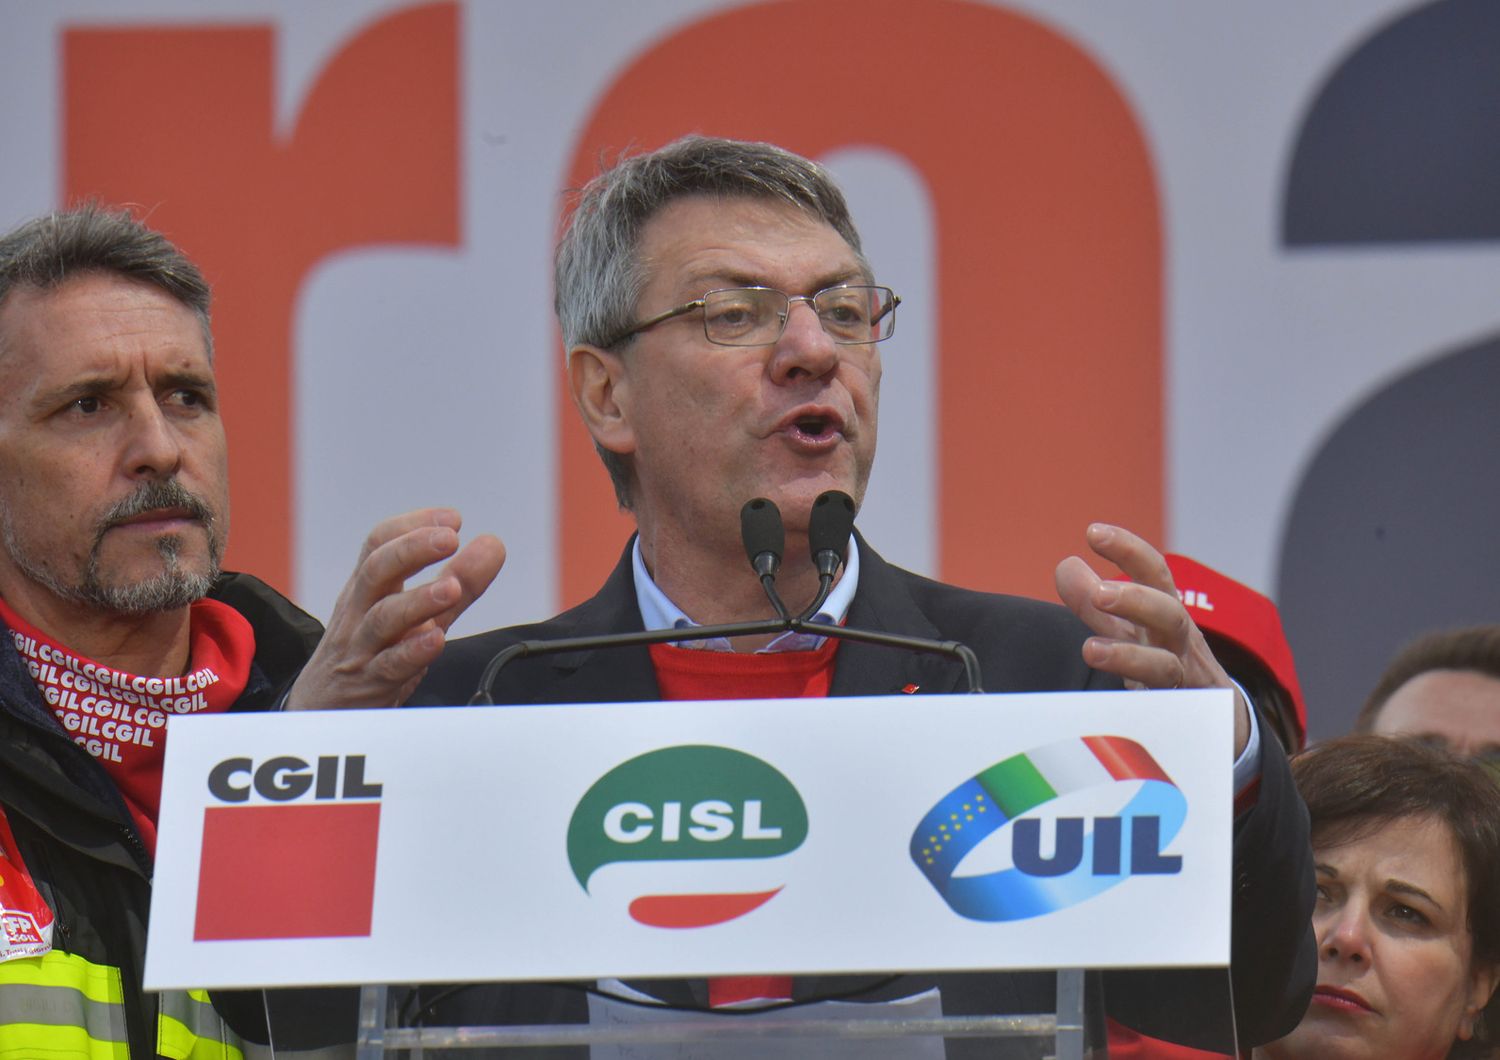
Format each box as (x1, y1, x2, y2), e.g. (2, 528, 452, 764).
(1458, 959, 1500, 1041)
(568, 344, 636, 456)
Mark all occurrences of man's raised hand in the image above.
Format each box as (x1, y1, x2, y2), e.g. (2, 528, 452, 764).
(286, 508, 505, 710)
(1055, 523, 1250, 756)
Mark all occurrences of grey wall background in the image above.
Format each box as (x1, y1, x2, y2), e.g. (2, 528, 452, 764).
(1278, 0, 1500, 739)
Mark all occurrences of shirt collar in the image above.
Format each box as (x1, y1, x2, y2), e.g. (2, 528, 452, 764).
(632, 535, 860, 652)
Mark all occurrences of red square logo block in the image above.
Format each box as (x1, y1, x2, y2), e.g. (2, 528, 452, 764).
(195, 803, 380, 940)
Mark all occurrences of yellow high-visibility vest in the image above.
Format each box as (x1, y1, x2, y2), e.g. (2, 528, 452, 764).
(0, 950, 243, 1060)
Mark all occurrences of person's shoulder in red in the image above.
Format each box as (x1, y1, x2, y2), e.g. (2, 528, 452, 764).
(1108, 1018, 1237, 1059)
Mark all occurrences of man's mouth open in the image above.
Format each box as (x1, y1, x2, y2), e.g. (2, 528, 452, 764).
(780, 408, 846, 451)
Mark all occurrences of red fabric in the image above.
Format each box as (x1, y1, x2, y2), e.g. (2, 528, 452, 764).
(1162, 553, 1307, 746)
(1107, 1018, 1234, 1059)
(649, 638, 840, 1007)
(1232, 775, 1262, 818)
(0, 596, 256, 855)
(648, 638, 840, 702)
(707, 975, 795, 1008)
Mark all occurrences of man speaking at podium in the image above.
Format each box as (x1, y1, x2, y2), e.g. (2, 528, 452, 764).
(416, 136, 1314, 1054)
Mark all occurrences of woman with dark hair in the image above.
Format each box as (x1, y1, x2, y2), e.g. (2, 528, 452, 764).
(1257, 736, 1500, 1059)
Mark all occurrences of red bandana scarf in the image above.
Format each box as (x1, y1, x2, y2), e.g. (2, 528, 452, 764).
(0, 596, 255, 856)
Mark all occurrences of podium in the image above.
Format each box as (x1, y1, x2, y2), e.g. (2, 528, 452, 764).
(148, 691, 1235, 1059)
(346, 971, 1091, 1058)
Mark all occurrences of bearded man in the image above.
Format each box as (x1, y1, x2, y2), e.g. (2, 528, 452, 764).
(0, 205, 502, 1057)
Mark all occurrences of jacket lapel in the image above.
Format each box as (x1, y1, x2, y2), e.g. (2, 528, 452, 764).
(531, 538, 663, 706)
(543, 534, 964, 703)
(829, 535, 967, 699)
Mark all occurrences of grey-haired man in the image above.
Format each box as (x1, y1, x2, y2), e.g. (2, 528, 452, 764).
(405, 136, 1315, 1056)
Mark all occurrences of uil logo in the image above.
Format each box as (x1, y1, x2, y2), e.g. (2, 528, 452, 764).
(912, 735, 1186, 922)
(567, 745, 807, 928)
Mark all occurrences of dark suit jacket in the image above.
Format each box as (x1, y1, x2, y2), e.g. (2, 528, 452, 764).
(412, 536, 1316, 1055)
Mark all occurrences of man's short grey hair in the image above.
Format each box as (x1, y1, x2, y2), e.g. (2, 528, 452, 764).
(554, 135, 868, 507)
(0, 203, 213, 358)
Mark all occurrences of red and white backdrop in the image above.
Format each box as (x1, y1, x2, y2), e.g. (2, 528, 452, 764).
(2, 0, 1496, 738)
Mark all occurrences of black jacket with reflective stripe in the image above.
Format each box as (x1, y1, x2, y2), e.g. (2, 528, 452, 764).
(0, 573, 322, 1058)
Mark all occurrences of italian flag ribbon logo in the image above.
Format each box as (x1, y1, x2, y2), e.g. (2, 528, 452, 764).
(911, 735, 1187, 921)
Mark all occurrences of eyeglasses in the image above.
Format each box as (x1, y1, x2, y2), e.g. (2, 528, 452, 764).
(606, 285, 901, 349)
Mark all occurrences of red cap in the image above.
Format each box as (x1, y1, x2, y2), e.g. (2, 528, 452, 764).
(1163, 553, 1307, 747)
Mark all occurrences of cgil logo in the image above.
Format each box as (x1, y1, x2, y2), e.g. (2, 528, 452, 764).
(568, 745, 807, 928)
(194, 752, 383, 942)
(207, 754, 383, 802)
(911, 735, 1186, 922)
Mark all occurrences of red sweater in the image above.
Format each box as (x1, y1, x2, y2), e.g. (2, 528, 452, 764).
(648, 639, 840, 1008)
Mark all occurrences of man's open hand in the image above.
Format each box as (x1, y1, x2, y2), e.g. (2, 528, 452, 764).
(1056, 523, 1250, 756)
(286, 508, 505, 710)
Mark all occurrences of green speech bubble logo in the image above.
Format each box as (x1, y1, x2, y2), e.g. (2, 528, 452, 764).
(568, 745, 807, 893)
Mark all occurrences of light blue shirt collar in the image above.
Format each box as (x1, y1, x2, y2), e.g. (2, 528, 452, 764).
(631, 535, 860, 652)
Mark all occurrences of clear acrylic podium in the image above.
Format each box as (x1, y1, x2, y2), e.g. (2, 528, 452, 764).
(152, 696, 1235, 1059)
(348, 970, 1092, 1059)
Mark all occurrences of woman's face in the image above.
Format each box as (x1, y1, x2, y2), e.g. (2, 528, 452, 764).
(1264, 814, 1498, 1060)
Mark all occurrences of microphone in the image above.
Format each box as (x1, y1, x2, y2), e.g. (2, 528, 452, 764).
(789, 489, 983, 690)
(741, 498, 790, 621)
(469, 501, 799, 703)
(469, 489, 985, 703)
(800, 490, 856, 620)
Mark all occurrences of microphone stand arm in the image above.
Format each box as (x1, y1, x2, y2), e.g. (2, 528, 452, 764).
(797, 573, 835, 623)
(798, 622, 984, 694)
(470, 618, 788, 704)
(471, 616, 984, 704)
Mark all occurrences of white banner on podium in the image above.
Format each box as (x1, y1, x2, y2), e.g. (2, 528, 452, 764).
(145, 690, 1233, 990)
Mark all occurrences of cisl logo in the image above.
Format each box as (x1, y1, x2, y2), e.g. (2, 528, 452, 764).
(194, 754, 382, 941)
(568, 745, 807, 928)
(911, 735, 1185, 922)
